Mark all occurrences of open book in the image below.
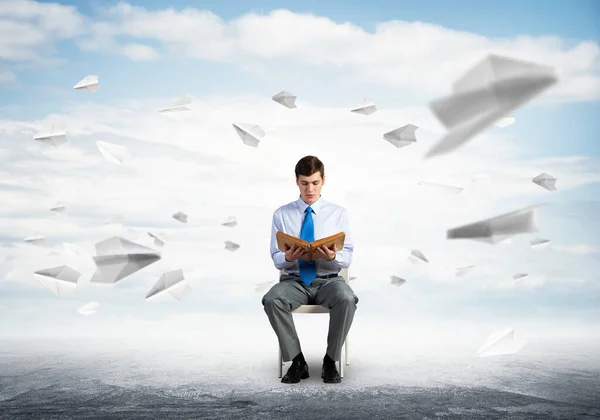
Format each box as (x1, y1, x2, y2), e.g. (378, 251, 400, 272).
(276, 231, 345, 262)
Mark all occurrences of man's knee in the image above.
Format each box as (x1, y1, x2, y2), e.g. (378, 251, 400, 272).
(262, 294, 288, 311)
(332, 290, 358, 307)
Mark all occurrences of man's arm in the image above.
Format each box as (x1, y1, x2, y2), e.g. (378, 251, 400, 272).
(320, 208, 353, 269)
(270, 210, 297, 270)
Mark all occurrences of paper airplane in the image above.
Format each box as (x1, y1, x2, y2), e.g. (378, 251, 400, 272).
(232, 122, 265, 148)
(390, 275, 406, 286)
(532, 172, 557, 191)
(447, 205, 540, 243)
(77, 301, 100, 316)
(225, 241, 241, 251)
(24, 234, 45, 246)
(476, 328, 526, 357)
(383, 124, 418, 148)
(158, 95, 192, 113)
(172, 211, 188, 223)
(73, 75, 99, 92)
(513, 273, 528, 281)
(351, 99, 377, 115)
(470, 174, 490, 183)
(530, 238, 551, 249)
(255, 280, 276, 293)
(146, 269, 191, 301)
(33, 124, 67, 147)
(417, 181, 464, 194)
(349, 276, 357, 282)
(96, 141, 129, 164)
(90, 236, 161, 284)
(272, 91, 297, 109)
(455, 265, 476, 277)
(221, 216, 238, 227)
(147, 232, 166, 247)
(425, 54, 557, 158)
(494, 116, 515, 127)
(104, 215, 123, 225)
(34, 265, 81, 297)
(408, 249, 429, 264)
(50, 202, 65, 212)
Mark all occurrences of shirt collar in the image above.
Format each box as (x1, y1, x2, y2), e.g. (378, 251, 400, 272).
(296, 195, 325, 214)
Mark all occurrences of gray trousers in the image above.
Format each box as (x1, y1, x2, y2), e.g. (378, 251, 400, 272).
(262, 274, 359, 362)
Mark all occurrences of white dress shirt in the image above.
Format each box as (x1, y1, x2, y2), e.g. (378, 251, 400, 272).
(270, 195, 353, 276)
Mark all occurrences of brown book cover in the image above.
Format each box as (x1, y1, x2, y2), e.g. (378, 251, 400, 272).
(276, 231, 345, 262)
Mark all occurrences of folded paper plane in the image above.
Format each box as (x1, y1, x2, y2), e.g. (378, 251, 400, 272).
(90, 236, 161, 283)
(225, 241, 240, 251)
(172, 211, 188, 223)
(530, 238, 551, 249)
(455, 265, 476, 276)
(158, 95, 192, 113)
(425, 55, 557, 158)
(272, 91, 297, 109)
(417, 181, 464, 194)
(390, 275, 406, 286)
(77, 301, 100, 316)
(96, 141, 129, 164)
(34, 265, 81, 297)
(532, 172, 557, 191)
(33, 124, 67, 147)
(476, 328, 526, 357)
(513, 273, 528, 281)
(145, 269, 191, 301)
(24, 234, 45, 246)
(383, 124, 418, 148)
(408, 249, 429, 264)
(50, 202, 65, 212)
(147, 231, 166, 247)
(351, 99, 377, 115)
(447, 205, 540, 243)
(73, 75, 99, 92)
(232, 122, 265, 147)
(221, 216, 237, 227)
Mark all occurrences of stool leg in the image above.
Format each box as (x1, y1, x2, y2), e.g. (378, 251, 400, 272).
(278, 346, 283, 378)
(345, 335, 350, 366)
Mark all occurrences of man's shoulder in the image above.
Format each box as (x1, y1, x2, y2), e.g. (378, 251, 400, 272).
(322, 200, 347, 214)
(273, 200, 298, 216)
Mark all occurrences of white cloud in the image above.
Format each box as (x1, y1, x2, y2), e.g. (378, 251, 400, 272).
(74, 5, 600, 103)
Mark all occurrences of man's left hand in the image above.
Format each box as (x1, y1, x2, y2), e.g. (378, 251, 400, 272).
(315, 244, 337, 261)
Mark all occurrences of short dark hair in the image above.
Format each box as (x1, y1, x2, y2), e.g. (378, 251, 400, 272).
(295, 155, 324, 179)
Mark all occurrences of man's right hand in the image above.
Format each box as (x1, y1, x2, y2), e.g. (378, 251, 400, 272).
(284, 244, 306, 262)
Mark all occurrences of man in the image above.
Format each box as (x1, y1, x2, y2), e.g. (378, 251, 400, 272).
(262, 155, 358, 384)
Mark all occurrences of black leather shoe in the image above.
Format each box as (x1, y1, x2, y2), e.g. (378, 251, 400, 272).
(321, 357, 341, 383)
(281, 360, 309, 383)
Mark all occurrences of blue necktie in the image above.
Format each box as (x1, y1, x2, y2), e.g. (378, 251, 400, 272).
(299, 206, 316, 285)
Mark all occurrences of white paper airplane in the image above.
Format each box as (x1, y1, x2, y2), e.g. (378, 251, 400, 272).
(73, 75, 99, 92)
(225, 241, 241, 251)
(104, 215, 123, 225)
(172, 211, 188, 223)
(390, 275, 406, 286)
(147, 231, 166, 247)
(447, 205, 540, 243)
(425, 54, 557, 158)
(513, 273, 528, 281)
(158, 95, 192, 113)
(532, 172, 557, 191)
(96, 141, 129, 164)
(383, 124, 418, 148)
(494, 116, 515, 127)
(408, 249, 429, 264)
(476, 328, 526, 357)
(33, 124, 67, 147)
(90, 236, 161, 284)
(232, 122, 265, 148)
(62, 242, 86, 257)
(221, 216, 238, 227)
(24, 234, 45, 246)
(417, 181, 464, 194)
(530, 238, 551, 249)
(455, 265, 476, 277)
(272, 91, 297, 109)
(145, 269, 191, 301)
(34, 265, 81, 297)
(351, 99, 377, 115)
(50, 202, 65, 212)
(77, 301, 100, 316)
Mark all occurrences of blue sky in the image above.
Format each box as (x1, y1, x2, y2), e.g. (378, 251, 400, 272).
(0, 0, 599, 341)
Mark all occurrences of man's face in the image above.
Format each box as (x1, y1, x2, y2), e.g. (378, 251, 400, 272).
(296, 172, 324, 205)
